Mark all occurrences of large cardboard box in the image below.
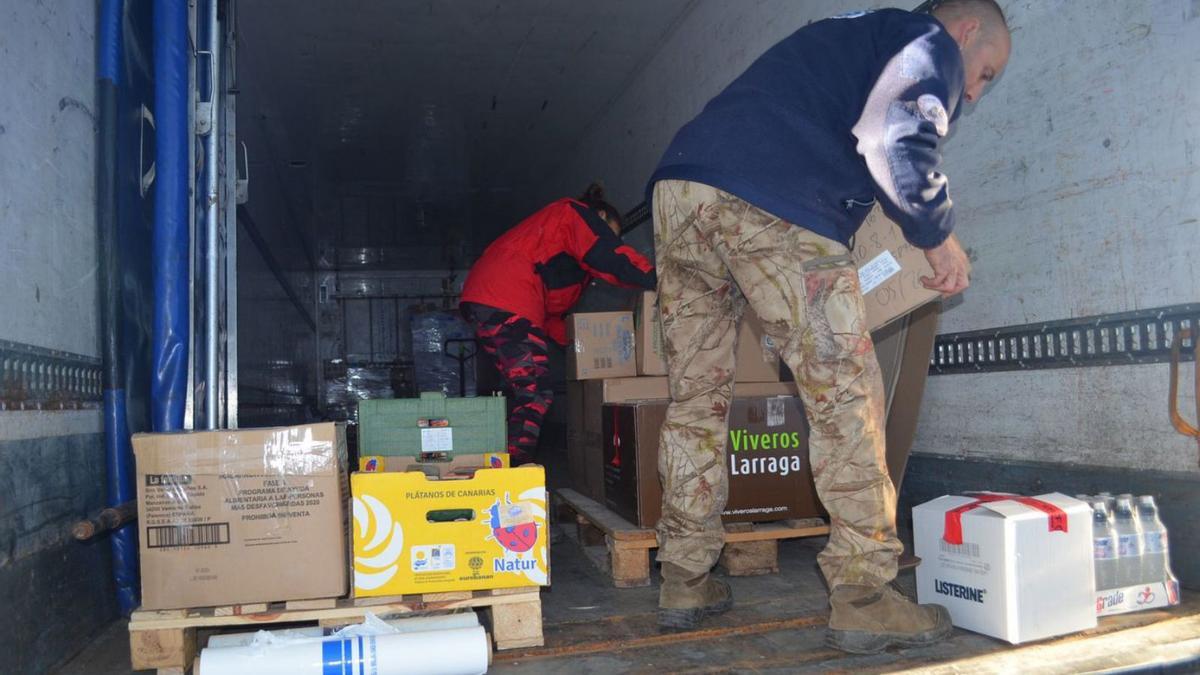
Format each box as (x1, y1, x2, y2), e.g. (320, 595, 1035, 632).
(597, 377, 800, 404)
(872, 302, 940, 493)
(604, 396, 823, 526)
(735, 313, 781, 383)
(852, 206, 942, 331)
(633, 292, 779, 382)
(351, 465, 548, 596)
(566, 380, 606, 501)
(133, 423, 349, 610)
(635, 292, 668, 376)
(913, 492, 1097, 644)
(358, 452, 509, 473)
(568, 303, 941, 512)
(567, 312, 636, 380)
(565, 378, 804, 502)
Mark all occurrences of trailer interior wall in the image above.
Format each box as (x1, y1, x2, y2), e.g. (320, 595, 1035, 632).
(551, 0, 1200, 476)
(233, 1, 695, 421)
(233, 59, 321, 427)
(0, 3, 116, 673)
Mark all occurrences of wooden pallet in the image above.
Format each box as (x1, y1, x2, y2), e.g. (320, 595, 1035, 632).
(554, 488, 830, 587)
(128, 587, 542, 673)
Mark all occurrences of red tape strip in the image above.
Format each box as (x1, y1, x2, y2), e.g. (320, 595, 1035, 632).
(943, 492, 1069, 545)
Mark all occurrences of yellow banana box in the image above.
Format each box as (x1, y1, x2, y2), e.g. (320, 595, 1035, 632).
(358, 452, 510, 472)
(351, 465, 549, 597)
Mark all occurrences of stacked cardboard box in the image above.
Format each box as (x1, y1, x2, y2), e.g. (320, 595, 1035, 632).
(351, 456, 548, 597)
(133, 423, 351, 610)
(352, 394, 548, 597)
(564, 210, 943, 527)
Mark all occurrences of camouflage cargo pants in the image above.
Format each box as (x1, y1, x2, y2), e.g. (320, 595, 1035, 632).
(653, 179, 901, 589)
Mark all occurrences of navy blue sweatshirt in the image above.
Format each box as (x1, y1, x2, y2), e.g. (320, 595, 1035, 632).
(648, 9, 965, 249)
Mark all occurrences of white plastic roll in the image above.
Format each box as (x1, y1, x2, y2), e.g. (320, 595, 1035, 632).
(383, 612, 480, 634)
(205, 613, 479, 649)
(198, 626, 489, 675)
(207, 627, 324, 649)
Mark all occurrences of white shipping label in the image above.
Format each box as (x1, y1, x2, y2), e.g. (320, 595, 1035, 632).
(766, 397, 786, 427)
(858, 250, 902, 295)
(420, 427, 453, 453)
(573, 339, 585, 354)
(411, 544, 456, 573)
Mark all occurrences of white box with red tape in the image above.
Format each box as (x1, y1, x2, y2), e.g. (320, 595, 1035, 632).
(913, 492, 1097, 644)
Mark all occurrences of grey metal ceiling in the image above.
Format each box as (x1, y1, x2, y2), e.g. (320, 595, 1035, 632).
(236, 0, 693, 263)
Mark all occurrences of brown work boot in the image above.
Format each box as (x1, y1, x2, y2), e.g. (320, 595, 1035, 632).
(657, 562, 733, 631)
(826, 584, 952, 654)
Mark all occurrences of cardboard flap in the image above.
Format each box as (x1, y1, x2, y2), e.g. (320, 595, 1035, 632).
(913, 494, 978, 515)
(968, 492, 1082, 520)
(970, 499, 1034, 519)
(132, 423, 340, 476)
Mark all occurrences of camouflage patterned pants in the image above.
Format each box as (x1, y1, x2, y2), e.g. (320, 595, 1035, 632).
(653, 179, 901, 589)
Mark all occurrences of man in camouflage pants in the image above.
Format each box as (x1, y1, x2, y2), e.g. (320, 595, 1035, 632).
(648, 1, 1009, 654)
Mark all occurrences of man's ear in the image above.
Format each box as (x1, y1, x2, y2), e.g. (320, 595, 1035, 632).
(958, 16, 982, 48)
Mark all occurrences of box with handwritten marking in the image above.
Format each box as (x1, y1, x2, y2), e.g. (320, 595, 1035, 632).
(851, 206, 941, 330)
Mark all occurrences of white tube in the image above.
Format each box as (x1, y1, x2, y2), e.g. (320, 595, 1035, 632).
(206, 627, 324, 649)
(198, 626, 489, 675)
(205, 613, 479, 649)
(383, 612, 480, 634)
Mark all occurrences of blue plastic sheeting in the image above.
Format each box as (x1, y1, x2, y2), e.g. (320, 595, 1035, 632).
(103, 391, 139, 612)
(98, 0, 122, 84)
(98, 0, 158, 615)
(412, 311, 478, 397)
(150, 0, 191, 432)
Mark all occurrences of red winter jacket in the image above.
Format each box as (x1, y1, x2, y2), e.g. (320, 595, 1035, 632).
(461, 198, 656, 345)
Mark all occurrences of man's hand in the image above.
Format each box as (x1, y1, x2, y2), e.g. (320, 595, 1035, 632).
(921, 233, 970, 297)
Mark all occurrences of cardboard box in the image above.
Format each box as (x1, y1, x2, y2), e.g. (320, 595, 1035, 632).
(133, 423, 349, 610)
(565, 378, 805, 502)
(567, 312, 636, 380)
(598, 377, 800, 403)
(631, 293, 781, 382)
(566, 381, 606, 501)
(913, 492, 1097, 644)
(872, 302, 940, 493)
(735, 313, 781, 383)
(351, 466, 548, 596)
(359, 452, 509, 473)
(604, 396, 823, 526)
(568, 302, 941, 515)
(635, 292, 668, 376)
(851, 206, 942, 331)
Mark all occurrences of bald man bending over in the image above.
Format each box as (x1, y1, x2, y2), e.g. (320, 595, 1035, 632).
(646, 0, 1011, 652)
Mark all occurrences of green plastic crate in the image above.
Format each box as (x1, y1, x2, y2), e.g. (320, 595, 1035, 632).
(358, 392, 507, 456)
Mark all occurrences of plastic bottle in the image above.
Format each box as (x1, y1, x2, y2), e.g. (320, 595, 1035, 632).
(1136, 495, 1170, 586)
(1098, 491, 1116, 513)
(1112, 495, 1144, 587)
(1090, 499, 1118, 591)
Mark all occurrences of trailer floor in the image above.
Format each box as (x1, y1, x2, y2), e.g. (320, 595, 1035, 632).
(57, 533, 1200, 674)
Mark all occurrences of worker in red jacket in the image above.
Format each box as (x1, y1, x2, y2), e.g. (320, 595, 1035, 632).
(461, 184, 656, 464)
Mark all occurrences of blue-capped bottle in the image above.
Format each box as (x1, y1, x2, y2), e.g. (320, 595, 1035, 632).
(1090, 499, 1118, 591)
(1136, 495, 1172, 586)
(1113, 495, 1143, 588)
